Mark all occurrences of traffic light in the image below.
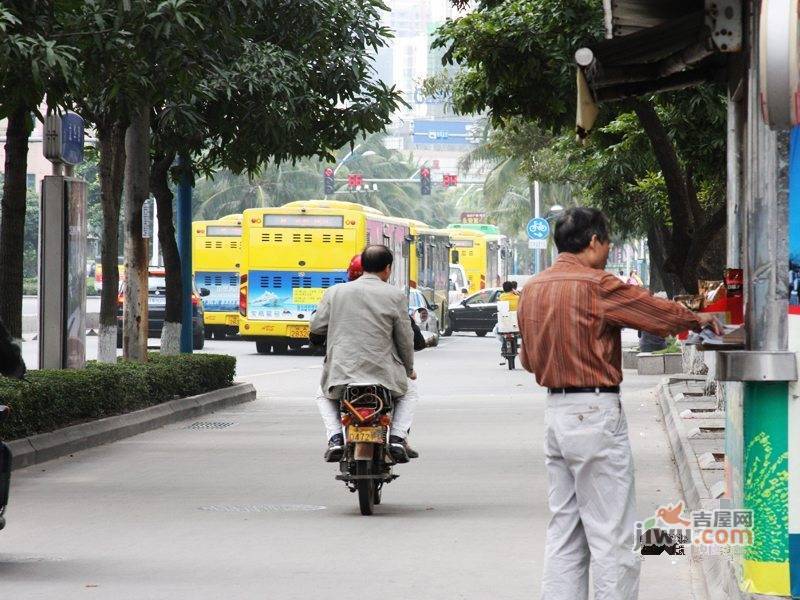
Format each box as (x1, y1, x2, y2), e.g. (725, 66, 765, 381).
(347, 173, 363, 190)
(443, 174, 457, 188)
(323, 167, 334, 195)
(420, 167, 431, 196)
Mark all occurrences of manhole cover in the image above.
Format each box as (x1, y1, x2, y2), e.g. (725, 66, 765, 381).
(199, 504, 326, 513)
(188, 421, 236, 430)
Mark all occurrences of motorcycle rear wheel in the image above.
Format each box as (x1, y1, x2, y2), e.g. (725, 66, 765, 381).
(356, 461, 375, 515)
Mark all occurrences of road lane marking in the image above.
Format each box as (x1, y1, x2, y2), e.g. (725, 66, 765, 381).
(237, 364, 322, 380)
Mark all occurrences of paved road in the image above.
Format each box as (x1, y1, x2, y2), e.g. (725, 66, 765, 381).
(22, 296, 101, 317)
(3, 335, 698, 599)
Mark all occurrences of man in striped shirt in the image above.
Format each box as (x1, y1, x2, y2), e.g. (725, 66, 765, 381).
(517, 207, 721, 600)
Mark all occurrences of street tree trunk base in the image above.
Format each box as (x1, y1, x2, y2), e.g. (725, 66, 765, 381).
(97, 325, 117, 363)
(160, 321, 181, 356)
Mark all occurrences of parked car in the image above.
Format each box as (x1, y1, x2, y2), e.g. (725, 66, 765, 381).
(117, 269, 208, 350)
(409, 288, 440, 347)
(445, 288, 501, 337)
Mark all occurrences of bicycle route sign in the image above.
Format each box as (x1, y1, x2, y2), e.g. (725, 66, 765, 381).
(526, 217, 550, 240)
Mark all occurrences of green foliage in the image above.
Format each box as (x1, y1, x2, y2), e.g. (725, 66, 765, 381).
(193, 134, 460, 228)
(0, 353, 236, 440)
(433, 0, 604, 130)
(0, 1, 80, 117)
(557, 88, 727, 240)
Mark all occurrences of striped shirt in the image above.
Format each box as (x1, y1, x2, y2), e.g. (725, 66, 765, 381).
(517, 253, 700, 388)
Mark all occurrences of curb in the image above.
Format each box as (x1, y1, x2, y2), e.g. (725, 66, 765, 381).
(7, 382, 256, 470)
(657, 378, 710, 508)
(657, 377, 747, 600)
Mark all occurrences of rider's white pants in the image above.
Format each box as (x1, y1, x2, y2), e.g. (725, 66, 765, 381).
(316, 380, 419, 441)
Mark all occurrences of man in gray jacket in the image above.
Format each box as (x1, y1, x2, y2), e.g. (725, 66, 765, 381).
(310, 245, 417, 463)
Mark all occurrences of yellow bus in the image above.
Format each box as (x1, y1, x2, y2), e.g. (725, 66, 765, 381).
(239, 200, 410, 354)
(447, 229, 498, 293)
(406, 220, 451, 333)
(192, 214, 242, 339)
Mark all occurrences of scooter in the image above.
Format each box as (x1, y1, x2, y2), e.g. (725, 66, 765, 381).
(501, 332, 520, 370)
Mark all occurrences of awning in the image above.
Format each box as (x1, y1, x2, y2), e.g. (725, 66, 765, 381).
(575, 0, 741, 137)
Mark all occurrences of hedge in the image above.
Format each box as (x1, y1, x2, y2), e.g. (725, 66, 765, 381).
(0, 353, 236, 440)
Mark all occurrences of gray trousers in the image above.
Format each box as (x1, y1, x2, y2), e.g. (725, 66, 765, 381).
(541, 392, 641, 600)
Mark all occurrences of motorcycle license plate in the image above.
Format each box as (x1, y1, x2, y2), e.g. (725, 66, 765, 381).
(287, 325, 309, 339)
(347, 426, 385, 443)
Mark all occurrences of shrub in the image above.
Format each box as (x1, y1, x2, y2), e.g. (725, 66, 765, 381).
(0, 353, 236, 440)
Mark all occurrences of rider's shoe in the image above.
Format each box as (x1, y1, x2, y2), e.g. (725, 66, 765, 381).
(324, 433, 344, 463)
(405, 441, 420, 459)
(389, 435, 411, 463)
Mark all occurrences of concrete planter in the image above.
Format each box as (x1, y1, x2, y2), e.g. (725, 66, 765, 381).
(637, 352, 683, 375)
(663, 353, 683, 374)
(622, 349, 639, 370)
(636, 353, 664, 375)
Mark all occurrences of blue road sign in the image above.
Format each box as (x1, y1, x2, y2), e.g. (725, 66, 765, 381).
(60, 113, 85, 166)
(526, 217, 550, 240)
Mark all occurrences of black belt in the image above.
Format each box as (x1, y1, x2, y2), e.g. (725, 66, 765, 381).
(548, 386, 620, 395)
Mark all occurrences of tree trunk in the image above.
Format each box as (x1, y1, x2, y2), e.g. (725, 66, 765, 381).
(632, 98, 726, 294)
(97, 119, 127, 362)
(647, 225, 678, 297)
(0, 106, 31, 339)
(122, 104, 151, 361)
(150, 150, 182, 355)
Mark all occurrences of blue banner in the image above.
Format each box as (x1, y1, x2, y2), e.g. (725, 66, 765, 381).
(247, 270, 347, 320)
(195, 271, 238, 312)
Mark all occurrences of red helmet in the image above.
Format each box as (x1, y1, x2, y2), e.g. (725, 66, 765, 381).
(347, 254, 363, 281)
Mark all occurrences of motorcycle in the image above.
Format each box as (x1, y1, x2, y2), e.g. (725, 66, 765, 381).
(501, 332, 520, 370)
(335, 384, 401, 515)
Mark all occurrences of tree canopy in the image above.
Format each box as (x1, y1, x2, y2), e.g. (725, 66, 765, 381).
(434, 0, 728, 293)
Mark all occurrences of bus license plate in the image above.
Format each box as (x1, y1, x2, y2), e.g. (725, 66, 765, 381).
(347, 426, 385, 443)
(287, 325, 309, 339)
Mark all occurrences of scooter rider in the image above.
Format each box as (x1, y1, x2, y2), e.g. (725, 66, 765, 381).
(311, 245, 421, 463)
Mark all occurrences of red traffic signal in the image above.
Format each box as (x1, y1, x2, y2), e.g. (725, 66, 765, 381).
(420, 167, 431, 178)
(324, 167, 334, 177)
(347, 173, 364, 189)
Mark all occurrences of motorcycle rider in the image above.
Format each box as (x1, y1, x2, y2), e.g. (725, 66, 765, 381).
(311, 245, 420, 463)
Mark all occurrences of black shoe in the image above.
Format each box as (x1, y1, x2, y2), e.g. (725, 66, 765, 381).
(324, 433, 344, 463)
(405, 441, 419, 459)
(389, 435, 411, 463)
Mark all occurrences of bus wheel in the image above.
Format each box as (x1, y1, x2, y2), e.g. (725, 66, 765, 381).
(273, 341, 289, 355)
(256, 340, 271, 354)
(475, 330, 488, 337)
(204, 328, 213, 340)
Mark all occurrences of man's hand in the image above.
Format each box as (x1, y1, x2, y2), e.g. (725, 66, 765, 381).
(409, 370, 417, 381)
(696, 313, 724, 336)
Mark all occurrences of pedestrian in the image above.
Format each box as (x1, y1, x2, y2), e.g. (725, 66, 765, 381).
(627, 270, 643, 286)
(516, 207, 721, 600)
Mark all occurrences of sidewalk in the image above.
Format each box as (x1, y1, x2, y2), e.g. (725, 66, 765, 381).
(620, 370, 705, 599)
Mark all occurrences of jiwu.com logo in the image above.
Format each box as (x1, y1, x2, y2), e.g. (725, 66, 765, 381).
(633, 501, 754, 556)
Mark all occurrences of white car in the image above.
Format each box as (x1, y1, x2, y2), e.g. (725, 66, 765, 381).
(409, 288, 440, 347)
(449, 264, 469, 306)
